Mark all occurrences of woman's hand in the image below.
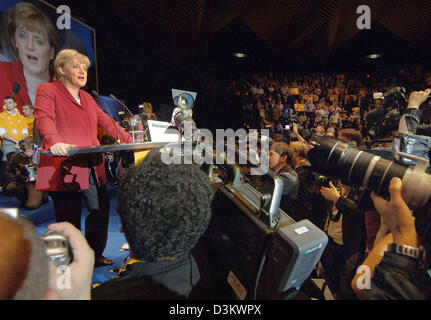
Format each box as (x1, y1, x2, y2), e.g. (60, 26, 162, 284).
(50, 143, 76, 156)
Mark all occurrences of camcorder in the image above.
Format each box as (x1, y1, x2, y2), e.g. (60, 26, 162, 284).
(308, 135, 431, 209)
(0, 208, 72, 267)
(198, 149, 328, 300)
(365, 87, 408, 140)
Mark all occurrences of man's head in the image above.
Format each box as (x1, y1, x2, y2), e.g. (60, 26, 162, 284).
(118, 149, 213, 262)
(269, 142, 293, 172)
(19, 139, 36, 158)
(3, 96, 17, 112)
(22, 104, 33, 118)
(0, 212, 51, 299)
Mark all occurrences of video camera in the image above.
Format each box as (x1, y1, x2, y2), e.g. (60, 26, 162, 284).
(199, 153, 328, 300)
(365, 87, 408, 139)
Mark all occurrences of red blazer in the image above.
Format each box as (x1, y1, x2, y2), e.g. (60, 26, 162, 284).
(0, 61, 32, 114)
(34, 80, 132, 191)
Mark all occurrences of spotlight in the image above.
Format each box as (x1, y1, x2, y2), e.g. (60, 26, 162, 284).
(233, 52, 247, 58)
(365, 53, 382, 59)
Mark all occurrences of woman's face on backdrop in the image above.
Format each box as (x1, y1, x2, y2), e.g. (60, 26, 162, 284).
(14, 25, 54, 77)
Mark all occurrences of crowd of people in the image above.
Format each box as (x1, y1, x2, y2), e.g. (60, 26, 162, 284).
(1, 0, 431, 302)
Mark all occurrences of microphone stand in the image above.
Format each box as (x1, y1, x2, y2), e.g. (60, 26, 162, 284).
(109, 94, 135, 118)
(91, 90, 121, 144)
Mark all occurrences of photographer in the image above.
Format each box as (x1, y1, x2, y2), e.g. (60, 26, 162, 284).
(351, 178, 431, 299)
(3, 140, 48, 209)
(318, 130, 366, 300)
(0, 213, 94, 300)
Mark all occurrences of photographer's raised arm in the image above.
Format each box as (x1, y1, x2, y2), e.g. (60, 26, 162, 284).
(399, 89, 430, 135)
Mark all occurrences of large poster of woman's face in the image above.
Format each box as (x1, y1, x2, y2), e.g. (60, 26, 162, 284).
(0, 0, 97, 112)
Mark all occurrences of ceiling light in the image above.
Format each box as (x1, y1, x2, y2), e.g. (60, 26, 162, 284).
(233, 52, 247, 58)
(365, 53, 382, 59)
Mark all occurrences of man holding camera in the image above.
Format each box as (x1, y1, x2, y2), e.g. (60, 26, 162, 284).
(0, 213, 94, 300)
(318, 130, 366, 300)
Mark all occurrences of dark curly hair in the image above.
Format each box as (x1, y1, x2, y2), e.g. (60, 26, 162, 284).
(118, 149, 214, 261)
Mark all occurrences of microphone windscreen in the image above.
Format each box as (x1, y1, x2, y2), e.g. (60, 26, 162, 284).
(13, 82, 20, 95)
(91, 90, 98, 96)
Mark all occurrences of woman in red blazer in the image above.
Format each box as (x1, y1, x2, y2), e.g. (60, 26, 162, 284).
(34, 49, 132, 267)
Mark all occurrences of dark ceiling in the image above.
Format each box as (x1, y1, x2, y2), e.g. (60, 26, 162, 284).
(44, 0, 431, 111)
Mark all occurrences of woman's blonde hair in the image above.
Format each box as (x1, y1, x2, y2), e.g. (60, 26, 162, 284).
(1, 2, 60, 62)
(289, 141, 309, 159)
(54, 49, 90, 81)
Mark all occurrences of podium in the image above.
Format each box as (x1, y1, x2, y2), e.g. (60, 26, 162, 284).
(41, 142, 172, 165)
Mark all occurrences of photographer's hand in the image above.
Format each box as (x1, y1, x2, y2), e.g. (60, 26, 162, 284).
(370, 177, 417, 247)
(408, 88, 430, 109)
(47, 222, 95, 300)
(320, 181, 341, 203)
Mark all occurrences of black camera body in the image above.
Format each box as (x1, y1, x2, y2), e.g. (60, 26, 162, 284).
(366, 87, 408, 139)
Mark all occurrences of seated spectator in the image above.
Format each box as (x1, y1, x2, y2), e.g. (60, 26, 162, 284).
(22, 104, 34, 140)
(3, 139, 47, 209)
(0, 213, 94, 300)
(91, 149, 214, 300)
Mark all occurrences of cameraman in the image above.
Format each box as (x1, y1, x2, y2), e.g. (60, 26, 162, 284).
(318, 129, 367, 300)
(0, 213, 94, 300)
(351, 178, 431, 299)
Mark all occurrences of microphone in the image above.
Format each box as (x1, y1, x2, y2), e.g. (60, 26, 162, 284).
(91, 90, 121, 144)
(109, 94, 134, 118)
(12, 82, 20, 98)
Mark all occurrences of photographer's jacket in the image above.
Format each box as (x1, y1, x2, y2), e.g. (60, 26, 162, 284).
(34, 80, 132, 191)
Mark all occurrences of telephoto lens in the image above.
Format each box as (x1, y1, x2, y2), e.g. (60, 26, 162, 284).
(308, 135, 431, 208)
